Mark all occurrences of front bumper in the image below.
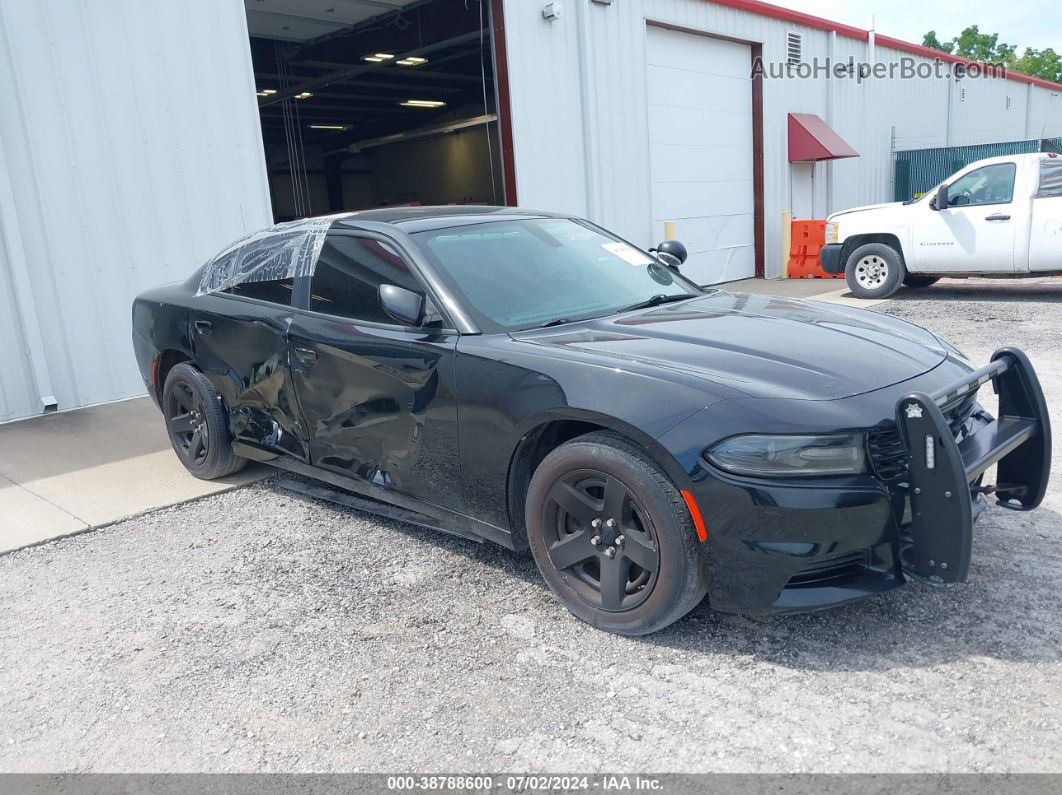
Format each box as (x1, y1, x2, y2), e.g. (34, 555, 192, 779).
(665, 348, 1051, 614)
(819, 243, 844, 275)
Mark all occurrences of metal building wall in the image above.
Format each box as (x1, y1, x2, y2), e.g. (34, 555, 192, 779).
(500, 0, 1062, 279)
(0, 0, 272, 423)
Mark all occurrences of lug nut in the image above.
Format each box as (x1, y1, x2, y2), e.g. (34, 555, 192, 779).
(591, 518, 602, 528)
(615, 535, 625, 547)
(605, 518, 617, 528)
(590, 535, 601, 546)
(604, 547, 616, 559)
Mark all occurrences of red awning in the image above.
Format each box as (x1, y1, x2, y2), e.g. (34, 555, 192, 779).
(788, 113, 859, 162)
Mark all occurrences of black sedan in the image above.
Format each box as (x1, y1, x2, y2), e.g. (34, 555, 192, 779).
(132, 207, 1051, 635)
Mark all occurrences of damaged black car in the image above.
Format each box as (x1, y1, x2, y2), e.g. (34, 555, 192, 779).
(132, 207, 1051, 635)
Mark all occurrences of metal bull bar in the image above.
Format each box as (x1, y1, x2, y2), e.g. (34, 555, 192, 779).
(895, 347, 1052, 585)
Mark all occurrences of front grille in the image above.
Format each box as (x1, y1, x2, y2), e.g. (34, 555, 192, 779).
(867, 392, 979, 481)
(788, 548, 870, 587)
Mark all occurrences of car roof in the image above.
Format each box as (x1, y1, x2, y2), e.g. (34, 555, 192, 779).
(331, 205, 571, 233)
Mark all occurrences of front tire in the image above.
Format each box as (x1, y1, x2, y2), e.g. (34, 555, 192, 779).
(903, 274, 940, 289)
(845, 243, 905, 299)
(525, 431, 709, 635)
(162, 363, 247, 480)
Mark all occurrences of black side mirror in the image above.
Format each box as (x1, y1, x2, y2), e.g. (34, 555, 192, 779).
(653, 239, 688, 271)
(379, 284, 425, 327)
(934, 183, 950, 211)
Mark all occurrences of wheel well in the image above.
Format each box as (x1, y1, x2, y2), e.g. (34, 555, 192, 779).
(842, 234, 905, 266)
(155, 349, 191, 402)
(506, 420, 607, 550)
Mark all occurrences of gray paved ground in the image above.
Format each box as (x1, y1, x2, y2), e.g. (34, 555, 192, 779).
(2, 278, 1061, 773)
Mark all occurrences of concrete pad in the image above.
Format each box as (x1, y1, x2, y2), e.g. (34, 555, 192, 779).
(0, 475, 88, 552)
(0, 396, 269, 553)
(723, 277, 845, 299)
(721, 278, 889, 309)
(19, 450, 268, 529)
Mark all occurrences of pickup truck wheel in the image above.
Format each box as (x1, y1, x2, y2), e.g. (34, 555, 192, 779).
(525, 431, 709, 636)
(845, 243, 906, 299)
(903, 274, 940, 289)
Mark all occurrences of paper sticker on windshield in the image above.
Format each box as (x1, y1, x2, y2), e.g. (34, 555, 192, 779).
(602, 242, 653, 266)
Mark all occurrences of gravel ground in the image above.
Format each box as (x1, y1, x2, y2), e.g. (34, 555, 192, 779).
(2, 278, 1061, 773)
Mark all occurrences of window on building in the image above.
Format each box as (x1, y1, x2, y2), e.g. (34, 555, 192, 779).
(786, 32, 802, 65)
(310, 235, 422, 324)
(948, 163, 1016, 206)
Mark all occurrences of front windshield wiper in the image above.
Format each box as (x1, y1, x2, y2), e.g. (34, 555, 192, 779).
(613, 293, 698, 315)
(538, 318, 573, 328)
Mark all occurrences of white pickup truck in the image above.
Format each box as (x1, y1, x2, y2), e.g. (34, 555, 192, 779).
(820, 152, 1062, 298)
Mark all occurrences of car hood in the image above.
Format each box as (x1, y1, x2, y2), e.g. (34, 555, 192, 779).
(511, 291, 949, 401)
(828, 201, 904, 219)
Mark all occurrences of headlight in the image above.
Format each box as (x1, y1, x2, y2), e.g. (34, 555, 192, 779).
(706, 433, 867, 477)
(825, 220, 839, 244)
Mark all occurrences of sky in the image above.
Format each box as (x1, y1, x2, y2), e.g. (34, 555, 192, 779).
(776, 0, 1060, 53)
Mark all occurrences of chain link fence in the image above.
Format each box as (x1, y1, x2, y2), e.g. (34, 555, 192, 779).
(894, 137, 1062, 201)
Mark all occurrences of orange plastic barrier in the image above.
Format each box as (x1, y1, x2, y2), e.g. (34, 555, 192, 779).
(787, 220, 842, 279)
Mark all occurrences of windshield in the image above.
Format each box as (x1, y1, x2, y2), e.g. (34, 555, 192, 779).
(412, 218, 702, 332)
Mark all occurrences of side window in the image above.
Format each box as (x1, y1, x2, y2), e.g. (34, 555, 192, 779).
(948, 163, 1016, 206)
(228, 278, 295, 304)
(311, 234, 422, 324)
(1036, 158, 1062, 198)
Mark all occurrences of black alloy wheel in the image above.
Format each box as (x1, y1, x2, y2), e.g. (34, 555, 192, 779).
(161, 362, 247, 480)
(543, 470, 660, 611)
(166, 380, 209, 467)
(525, 431, 710, 635)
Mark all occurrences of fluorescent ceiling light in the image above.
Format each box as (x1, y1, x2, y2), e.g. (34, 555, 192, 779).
(294, 91, 313, 100)
(362, 55, 384, 63)
(397, 56, 428, 66)
(256, 88, 277, 96)
(400, 99, 446, 108)
(374, 53, 395, 60)
(309, 124, 350, 131)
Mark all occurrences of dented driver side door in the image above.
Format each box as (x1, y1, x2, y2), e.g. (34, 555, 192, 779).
(285, 231, 463, 511)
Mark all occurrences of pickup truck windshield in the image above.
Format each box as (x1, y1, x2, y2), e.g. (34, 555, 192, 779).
(413, 219, 702, 332)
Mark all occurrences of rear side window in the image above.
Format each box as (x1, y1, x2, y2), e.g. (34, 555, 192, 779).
(1037, 158, 1062, 198)
(228, 278, 295, 304)
(311, 235, 421, 324)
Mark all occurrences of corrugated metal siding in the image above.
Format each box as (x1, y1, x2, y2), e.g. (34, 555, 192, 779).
(0, 0, 271, 423)
(501, 0, 1062, 279)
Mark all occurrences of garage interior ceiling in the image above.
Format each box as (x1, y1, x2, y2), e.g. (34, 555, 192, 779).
(247, 0, 496, 155)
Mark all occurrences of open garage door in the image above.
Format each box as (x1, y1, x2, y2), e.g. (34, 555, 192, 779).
(246, 0, 506, 221)
(645, 26, 756, 285)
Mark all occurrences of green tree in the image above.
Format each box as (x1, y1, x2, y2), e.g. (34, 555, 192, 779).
(951, 25, 1016, 63)
(1011, 48, 1062, 84)
(922, 26, 1059, 82)
(922, 31, 954, 54)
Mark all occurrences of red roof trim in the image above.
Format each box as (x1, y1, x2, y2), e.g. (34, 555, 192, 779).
(705, 0, 1062, 93)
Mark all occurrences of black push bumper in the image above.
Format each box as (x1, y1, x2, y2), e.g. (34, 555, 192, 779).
(896, 347, 1051, 585)
(819, 243, 844, 274)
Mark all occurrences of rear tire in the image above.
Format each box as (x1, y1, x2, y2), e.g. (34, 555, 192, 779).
(845, 243, 905, 299)
(162, 363, 247, 480)
(903, 274, 940, 289)
(525, 431, 709, 635)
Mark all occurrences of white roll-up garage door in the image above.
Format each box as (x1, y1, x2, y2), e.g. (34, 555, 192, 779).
(645, 26, 756, 285)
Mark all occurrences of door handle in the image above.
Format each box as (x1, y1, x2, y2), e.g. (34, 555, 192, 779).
(985, 213, 1011, 221)
(194, 320, 212, 336)
(294, 346, 318, 366)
